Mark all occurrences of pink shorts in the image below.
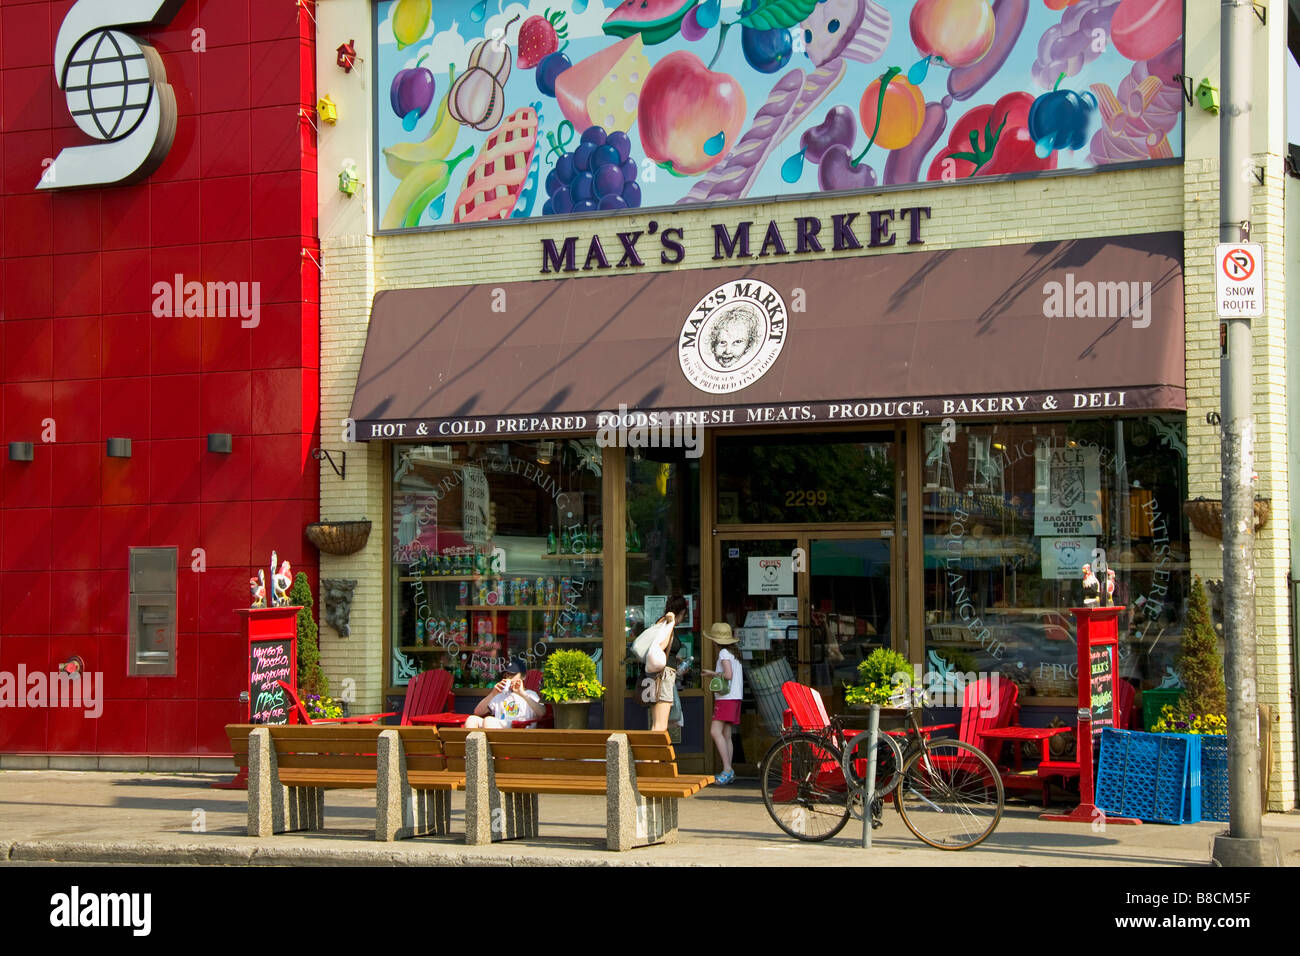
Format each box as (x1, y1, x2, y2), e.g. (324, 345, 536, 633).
(713, 699, 741, 724)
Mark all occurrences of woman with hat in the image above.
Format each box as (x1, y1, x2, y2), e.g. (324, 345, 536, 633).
(703, 623, 743, 785)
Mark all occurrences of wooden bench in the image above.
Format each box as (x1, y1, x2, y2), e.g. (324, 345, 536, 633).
(225, 724, 465, 841)
(436, 728, 713, 851)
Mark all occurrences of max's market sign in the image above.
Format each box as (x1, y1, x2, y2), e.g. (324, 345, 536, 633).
(538, 206, 932, 274)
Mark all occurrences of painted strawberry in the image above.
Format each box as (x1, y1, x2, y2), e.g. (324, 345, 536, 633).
(517, 9, 568, 70)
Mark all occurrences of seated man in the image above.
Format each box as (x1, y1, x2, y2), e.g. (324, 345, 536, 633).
(465, 659, 545, 728)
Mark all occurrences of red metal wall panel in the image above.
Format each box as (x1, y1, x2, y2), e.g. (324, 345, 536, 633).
(0, 0, 320, 756)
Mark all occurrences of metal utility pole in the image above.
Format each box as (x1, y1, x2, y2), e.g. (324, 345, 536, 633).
(1211, 0, 1277, 867)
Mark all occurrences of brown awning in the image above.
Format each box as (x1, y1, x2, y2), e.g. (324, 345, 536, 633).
(350, 232, 1184, 439)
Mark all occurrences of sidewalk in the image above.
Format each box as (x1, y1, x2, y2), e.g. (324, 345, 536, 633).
(1, 770, 1296, 866)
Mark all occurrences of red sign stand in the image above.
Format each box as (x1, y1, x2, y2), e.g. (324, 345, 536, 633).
(1039, 606, 1141, 825)
(211, 606, 301, 790)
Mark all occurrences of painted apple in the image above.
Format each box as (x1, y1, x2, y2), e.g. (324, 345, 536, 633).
(638, 51, 746, 175)
(910, 0, 996, 69)
(859, 74, 926, 151)
(1111, 0, 1183, 63)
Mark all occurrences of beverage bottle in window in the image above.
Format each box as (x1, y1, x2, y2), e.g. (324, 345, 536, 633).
(592, 524, 602, 553)
(544, 612, 553, 642)
(458, 581, 469, 603)
(592, 610, 602, 635)
(415, 618, 425, 647)
(560, 528, 571, 554)
(547, 527, 557, 554)
(535, 577, 546, 606)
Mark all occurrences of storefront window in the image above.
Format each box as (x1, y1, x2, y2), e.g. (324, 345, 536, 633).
(390, 440, 604, 690)
(624, 453, 702, 701)
(921, 416, 1189, 705)
(716, 433, 895, 524)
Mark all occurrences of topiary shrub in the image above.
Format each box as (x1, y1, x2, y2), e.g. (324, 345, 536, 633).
(289, 572, 329, 698)
(540, 650, 605, 703)
(1177, 575, 1226, 719)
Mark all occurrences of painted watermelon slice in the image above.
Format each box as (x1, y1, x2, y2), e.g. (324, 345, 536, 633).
(603, 0, 698, 45)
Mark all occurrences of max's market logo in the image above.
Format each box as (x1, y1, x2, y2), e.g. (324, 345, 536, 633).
(679, 280, 786, 395)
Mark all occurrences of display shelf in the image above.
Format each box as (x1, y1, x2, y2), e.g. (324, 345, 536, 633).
(539, 552, 645, 560)
(398, 575, 486, 583)
(399, 646, 446, 653)
(457, 604, 565, 611)
(541, 637, 603, 644)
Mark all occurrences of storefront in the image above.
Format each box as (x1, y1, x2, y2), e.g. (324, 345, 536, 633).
(347, 231, 1187, 770)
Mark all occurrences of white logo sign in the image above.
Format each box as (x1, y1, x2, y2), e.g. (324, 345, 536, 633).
(1215, 243, 1263, 318)
(678, 279, 787, 394)
(37, 0, 183, 191)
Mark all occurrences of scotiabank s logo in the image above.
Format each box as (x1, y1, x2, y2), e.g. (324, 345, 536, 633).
(37, 0, 184, 190)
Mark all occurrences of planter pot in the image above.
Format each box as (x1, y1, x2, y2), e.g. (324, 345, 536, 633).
(1182, 498, 1271, 539)
(304, 520, 372, 556)
(552, 700, 592, 730)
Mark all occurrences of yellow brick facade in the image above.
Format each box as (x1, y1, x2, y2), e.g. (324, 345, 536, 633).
(314, 0, 1296, 808)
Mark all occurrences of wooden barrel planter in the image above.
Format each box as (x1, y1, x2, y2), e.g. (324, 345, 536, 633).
(1182, 498, 1271, 540)
(305, 520, 373, 556)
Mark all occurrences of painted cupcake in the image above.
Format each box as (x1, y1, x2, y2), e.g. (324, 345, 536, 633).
(801, 0, 891, 68)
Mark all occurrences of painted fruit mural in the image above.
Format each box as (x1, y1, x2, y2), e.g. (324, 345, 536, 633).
(376, 0, 1184, 230)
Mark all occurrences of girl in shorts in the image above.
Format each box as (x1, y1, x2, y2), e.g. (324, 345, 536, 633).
(703, 623, 743, 784)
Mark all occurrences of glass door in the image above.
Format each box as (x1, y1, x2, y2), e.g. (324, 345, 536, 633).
(808, 535, 893, 713)
(716, 537, 800, 771)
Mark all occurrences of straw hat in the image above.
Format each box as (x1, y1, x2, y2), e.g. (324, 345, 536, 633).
(705, 623, 738, 645)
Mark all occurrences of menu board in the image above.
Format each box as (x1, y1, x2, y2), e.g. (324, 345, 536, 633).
(1089, 645, 1114, 732)
(249, 638, 295, 724)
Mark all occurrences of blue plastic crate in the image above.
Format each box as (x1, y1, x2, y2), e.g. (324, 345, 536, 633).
(1199, 734, 1230, 822)
(1096, 728, 1192, 824)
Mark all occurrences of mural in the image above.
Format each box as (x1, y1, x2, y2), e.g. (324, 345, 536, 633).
(375, 0, 1183, 230)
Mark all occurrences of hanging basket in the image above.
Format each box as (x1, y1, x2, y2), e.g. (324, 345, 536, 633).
(1182, 498, 1271, 540)
(305, 520, 372, 556)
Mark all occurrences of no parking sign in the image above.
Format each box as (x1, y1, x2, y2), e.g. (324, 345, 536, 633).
(1216, 243, 1264, 318)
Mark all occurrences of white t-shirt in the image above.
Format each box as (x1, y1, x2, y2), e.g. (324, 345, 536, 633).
(717, 649, 743, 700)
(487, 689, 541, 723)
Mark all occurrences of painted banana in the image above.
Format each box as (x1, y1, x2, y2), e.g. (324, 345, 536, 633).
(381, 146, 475, 230)
(384, 67, 460, 179)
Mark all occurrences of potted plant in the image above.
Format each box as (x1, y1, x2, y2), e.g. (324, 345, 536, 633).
(844, 647, 915, 709)
(540, 650, 605, 729)
(289, 572, 332, 703)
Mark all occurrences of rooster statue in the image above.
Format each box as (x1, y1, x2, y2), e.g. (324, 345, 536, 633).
(271, 551, 293, 608)
(1081, 563, 1100, 607)
(1104, 567, 1116, 607)
(250, 570, 267, 609)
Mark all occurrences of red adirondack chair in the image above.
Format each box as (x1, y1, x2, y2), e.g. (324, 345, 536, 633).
(400, 669, 454, 725)
(278, 680, 395, 725)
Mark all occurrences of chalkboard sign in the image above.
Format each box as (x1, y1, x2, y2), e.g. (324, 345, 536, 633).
(249, 639, 294, 724)
(1089, 645, 1114, 731)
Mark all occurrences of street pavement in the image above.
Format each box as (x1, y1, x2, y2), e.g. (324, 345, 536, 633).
(0, 770, 1296, 866)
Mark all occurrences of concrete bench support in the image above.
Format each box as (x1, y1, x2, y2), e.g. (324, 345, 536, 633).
(376, 729, 451, 841)
(606, 734, 679, 851)
(247, 726, 324, 837)
(464, 731, 539, 845)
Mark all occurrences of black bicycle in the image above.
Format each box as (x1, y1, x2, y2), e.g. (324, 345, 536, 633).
(759, 686, 1004, 849)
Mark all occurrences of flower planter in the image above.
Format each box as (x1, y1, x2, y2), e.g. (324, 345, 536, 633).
(305, 520, 373, 556)
(1182, 498, 1271, 539)
(552, 700, 592, 730)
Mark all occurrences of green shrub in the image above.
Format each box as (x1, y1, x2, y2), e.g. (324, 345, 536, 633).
(289, 572, 328, 698)
(845, 647, 915, 706)
(540, 650, 605, 703)
(1179, 576, 1226, 718)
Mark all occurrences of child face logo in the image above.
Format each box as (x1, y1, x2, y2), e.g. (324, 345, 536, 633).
(678, 280, 788, 395)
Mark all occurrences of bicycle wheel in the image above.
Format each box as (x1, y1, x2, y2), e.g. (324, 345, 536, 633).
(760, 734, 851, 842)
(841, 728, 904, 798)
(895, 739, 1004, 850)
